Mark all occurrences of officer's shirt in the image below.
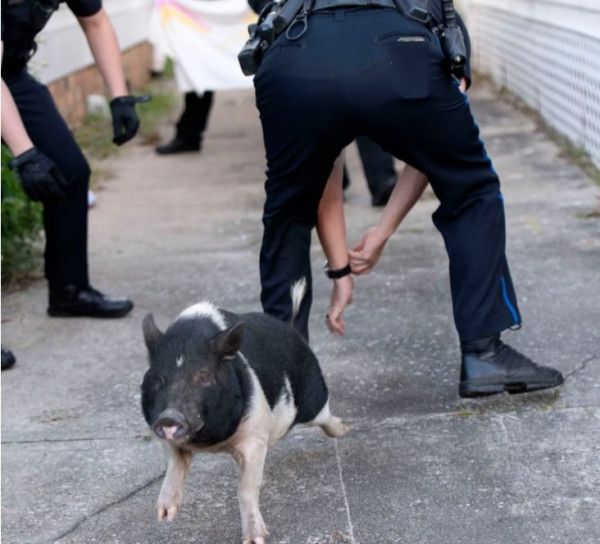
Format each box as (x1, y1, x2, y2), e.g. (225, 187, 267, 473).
(2, 0, 102, 77)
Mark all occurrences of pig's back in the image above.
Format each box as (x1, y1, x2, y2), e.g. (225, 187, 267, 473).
(224, 311, 329, 426)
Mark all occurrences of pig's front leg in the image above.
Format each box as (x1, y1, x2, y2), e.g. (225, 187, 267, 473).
(157, 441, 192, 521)
(233, 439, 269, 544)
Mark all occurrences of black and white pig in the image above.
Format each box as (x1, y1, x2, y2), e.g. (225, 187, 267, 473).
(141, 279, 348, 544)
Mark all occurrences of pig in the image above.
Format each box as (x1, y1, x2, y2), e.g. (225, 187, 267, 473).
(141, 279, 348, 544)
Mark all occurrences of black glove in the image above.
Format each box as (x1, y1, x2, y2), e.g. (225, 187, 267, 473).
(109, 95, 152, 146)
(9, 147, 69, 204)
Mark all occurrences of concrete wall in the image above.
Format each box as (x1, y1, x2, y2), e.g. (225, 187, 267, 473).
(30, 0, 154, 126)
(457, 0, 600, 168)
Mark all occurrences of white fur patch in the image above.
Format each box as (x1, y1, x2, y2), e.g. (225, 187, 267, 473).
(177, 301, 227, 330)
(270, 376, 297, 444)
(176, 355, 184, 368)
(290, 278, 307, 317)
(237, 353, 297, 448)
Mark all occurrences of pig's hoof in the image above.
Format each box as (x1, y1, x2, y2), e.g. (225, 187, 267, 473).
(157, 504, 180, 521)
(322, 417, 349, 438)
(242, 523, 269, 544)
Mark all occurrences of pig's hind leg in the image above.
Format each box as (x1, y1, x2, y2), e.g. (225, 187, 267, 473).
(232, 439, 269, 544)
(312, 400, 349, 438)
(157, 442, 192, 521)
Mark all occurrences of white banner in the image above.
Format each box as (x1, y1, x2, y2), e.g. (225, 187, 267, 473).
(150, 0, 257, 93)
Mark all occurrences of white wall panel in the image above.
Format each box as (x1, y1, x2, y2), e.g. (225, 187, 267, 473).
(32, 0, 153, 84)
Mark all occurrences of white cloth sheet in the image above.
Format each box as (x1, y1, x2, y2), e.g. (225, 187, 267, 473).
(150, 0, 257, 93)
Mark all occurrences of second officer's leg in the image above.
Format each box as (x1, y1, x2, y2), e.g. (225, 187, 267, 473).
(253, 18, 354, 340)
(8, 71, 133, 318)
(355, 135, 397, 206)
(348, 9, 563, 395)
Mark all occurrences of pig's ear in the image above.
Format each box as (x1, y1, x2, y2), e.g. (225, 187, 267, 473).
(210, 321, 245, 361)
(143, 313, 164, 354)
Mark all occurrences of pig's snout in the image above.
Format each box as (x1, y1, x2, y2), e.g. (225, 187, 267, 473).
(152, 409, 195, 441)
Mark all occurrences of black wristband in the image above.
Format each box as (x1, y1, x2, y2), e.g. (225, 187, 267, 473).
(324, 262, 351, 279)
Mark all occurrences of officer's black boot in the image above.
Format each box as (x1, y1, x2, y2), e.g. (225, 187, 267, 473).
(156, 91, 213, 155)
(155, 136, 201, 155)
(48, 285, 133, 318)
(459, 334, 564, 398)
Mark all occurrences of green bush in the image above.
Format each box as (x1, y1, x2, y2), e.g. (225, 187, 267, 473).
(1, 144, 44, 285)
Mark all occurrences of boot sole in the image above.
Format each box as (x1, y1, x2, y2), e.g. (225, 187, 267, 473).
(47, 306, 133, 318)
(459, 379, 563, 398)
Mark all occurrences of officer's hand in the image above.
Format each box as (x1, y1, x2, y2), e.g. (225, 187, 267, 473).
(325, 275, 354, 337)
(349, 226, 388, 275)
(109, 95, 152, 145)
(9, 147, 69, 204)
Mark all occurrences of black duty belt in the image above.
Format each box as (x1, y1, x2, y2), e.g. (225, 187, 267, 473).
(239, 0, 436, 75)
(312, 0, 398, 11)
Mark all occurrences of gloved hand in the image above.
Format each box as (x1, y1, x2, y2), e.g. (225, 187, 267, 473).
(109, 95, 152, 145)
(9, 147, 69, 204)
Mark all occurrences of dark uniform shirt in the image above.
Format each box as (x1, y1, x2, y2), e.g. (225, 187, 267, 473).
(1, 0, 102, 77)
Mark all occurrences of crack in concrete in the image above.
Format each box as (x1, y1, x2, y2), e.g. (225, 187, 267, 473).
(334, 438, 356, 544)
(1, 434, 152, 446)
(564, 354, 597, 380)
(51, 472, 165, 542)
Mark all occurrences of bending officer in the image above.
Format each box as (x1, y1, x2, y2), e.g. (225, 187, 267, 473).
(249, 0, 564, 397)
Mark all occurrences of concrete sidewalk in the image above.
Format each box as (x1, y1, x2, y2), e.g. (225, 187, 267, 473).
(1, 80, 599, 544)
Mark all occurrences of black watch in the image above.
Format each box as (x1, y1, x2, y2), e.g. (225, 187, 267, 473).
(324, 262, 351, 279)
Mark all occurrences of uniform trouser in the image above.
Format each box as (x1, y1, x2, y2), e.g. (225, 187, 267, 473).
(175, 91, 214, 144)
(254, 8, 521, 342)
(5, 70, 90, 289)
(355, 134, 397, 196)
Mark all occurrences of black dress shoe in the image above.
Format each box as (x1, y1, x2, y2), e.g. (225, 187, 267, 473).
(1, 347, 16, 371)
(155, 137, 200, 155)
(48, 285, 134, 318)
(459, 336, 564, 398)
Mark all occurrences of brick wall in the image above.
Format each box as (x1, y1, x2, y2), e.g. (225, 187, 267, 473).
(47, 42, 153, 128)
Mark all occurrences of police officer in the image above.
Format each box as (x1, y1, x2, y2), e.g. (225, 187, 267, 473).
(250, 0, 564, 397)
(2, 0, 147, 318)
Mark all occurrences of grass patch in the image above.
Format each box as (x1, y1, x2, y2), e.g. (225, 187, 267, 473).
(137, 89, 176, 137)
(458, 406, 479, 418)
(1, 145, 44, 287)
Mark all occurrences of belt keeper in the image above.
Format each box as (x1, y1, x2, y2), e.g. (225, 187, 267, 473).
(324, 262, 352, 279)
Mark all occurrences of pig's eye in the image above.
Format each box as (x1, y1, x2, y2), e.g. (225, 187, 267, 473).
(145, 374, 166, 392)
(191, 371, 213, 387)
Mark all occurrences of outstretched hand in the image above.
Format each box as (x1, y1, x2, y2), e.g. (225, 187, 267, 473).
(110, 95, 152, 145)
(325, 276, 353, 336)
(348, 226, 388, 275)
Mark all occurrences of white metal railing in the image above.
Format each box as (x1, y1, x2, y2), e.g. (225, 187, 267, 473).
(460, 0, 600, 168)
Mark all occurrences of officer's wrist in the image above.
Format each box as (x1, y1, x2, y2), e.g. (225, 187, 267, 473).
(8, 146, 37, 169)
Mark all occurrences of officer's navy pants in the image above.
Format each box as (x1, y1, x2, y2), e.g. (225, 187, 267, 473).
(254, 9, 521, 342)
(6, 70, 90, 288)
